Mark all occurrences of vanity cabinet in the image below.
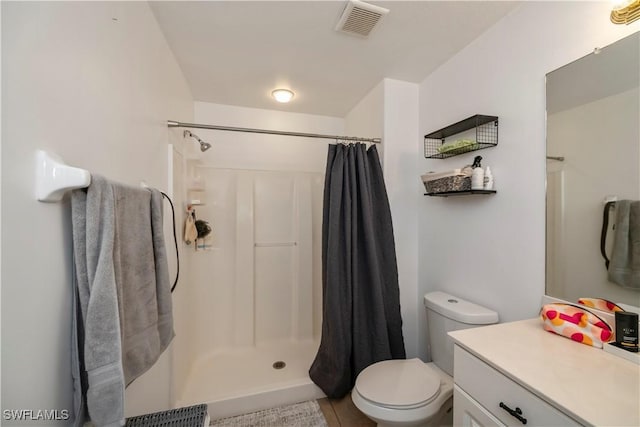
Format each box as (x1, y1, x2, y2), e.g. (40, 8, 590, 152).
(453, 345, 581, 426)
(454, 385, 505, 427)
(449, 319, 640, 427)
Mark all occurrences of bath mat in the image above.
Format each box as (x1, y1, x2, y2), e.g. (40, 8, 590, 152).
(126, 404, 209, 426)
(209, 400, 327, 427)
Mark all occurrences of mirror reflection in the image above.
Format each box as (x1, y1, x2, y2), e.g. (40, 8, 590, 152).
(546, 31, 640, 310)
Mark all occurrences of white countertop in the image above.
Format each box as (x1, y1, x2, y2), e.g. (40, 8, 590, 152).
(449, 319, 640, 427)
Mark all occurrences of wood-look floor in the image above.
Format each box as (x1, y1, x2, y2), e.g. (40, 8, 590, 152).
(317, 395, 375, 427)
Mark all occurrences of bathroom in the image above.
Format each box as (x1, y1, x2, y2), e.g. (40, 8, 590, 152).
(2, 1, 639, 426)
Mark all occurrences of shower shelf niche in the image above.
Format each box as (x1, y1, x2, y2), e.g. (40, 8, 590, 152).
(186, 160, 206, 205)
(187, 189, 205, 206)
(424, 115, 498, 159)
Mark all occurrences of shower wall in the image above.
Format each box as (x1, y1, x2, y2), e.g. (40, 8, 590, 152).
(189, 168, 324, 355)
(169, 143, 198, 403)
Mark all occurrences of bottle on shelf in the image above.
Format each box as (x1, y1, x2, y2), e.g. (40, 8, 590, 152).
(483, 167, 494, 190)
(471, 156, 484, 190)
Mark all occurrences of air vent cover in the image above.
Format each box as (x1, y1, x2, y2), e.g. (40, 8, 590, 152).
(335, 0, 389, 38)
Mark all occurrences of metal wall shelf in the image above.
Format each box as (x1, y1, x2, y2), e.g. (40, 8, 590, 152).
(424, 189, 497, 197)
(424, 115, 498, 159)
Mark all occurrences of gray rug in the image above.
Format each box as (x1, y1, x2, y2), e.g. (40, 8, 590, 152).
(210, 400, 328, 427)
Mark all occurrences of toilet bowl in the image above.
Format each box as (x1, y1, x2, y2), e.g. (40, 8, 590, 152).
(351, 291, 498, 427)
(351, 359, 453, 427)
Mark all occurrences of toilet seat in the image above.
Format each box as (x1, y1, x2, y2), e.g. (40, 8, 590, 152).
(354, 358, 441, 409)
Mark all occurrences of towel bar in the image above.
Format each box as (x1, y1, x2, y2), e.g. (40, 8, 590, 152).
(36, 150, 91, 202)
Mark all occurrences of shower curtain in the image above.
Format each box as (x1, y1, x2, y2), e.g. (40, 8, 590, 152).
(309, 143, 405, 398)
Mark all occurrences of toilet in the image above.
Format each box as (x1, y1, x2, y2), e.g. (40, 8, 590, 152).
(351, 291, 499, 427)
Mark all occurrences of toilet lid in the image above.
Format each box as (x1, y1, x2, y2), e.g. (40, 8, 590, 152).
(354, 358, 440, 409)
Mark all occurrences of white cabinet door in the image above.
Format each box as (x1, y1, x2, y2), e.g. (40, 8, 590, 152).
(454, 385, 506, 427)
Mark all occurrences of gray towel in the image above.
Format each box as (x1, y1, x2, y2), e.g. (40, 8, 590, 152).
(115, 183, 174, 384)
(71, 259, 87, 427)
(71, 175, 174, 426)
(608, 200, 640, 289)
(72, 176, 124, 427)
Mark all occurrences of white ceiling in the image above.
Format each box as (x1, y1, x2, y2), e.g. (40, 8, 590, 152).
(150, 1, 518, 117)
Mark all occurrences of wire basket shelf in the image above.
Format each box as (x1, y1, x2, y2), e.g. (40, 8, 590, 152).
(424, 115, 498, 159)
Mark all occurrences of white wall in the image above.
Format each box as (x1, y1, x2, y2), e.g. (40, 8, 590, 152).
(381, 80, 420, 358)
(345, 79, 421, 359)
(345, 82, 384, 146)
(193, 102, 342, 172)
(417, 1, 639, 360)
(1, 2, 193, 422)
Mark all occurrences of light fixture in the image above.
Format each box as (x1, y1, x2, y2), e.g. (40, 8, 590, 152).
(271, 89, 294, 103)
(612, 0, 635, 10)
(611, 0, 640, 24)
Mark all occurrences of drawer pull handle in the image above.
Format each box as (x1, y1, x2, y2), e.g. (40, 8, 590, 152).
(499, 402, 527, 424)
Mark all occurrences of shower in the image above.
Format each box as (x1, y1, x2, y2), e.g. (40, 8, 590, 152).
(184, 130, 212, 152)
(167, 118, 382, 419)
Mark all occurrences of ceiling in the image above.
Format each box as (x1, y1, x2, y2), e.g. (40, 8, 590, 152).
(150, 1, 518, 117)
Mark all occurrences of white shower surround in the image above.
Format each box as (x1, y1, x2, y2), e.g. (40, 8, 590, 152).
(175, 167, 325, 416)
(170, 102, 345, 417)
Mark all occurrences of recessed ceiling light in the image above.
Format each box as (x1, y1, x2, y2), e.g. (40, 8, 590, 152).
(271, 89, 294, 103)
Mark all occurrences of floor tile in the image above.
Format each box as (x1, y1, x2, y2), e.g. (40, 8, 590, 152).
(327, 394, 375, 426)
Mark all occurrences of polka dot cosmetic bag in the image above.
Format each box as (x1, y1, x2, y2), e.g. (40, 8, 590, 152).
(540, 303, 614, 348)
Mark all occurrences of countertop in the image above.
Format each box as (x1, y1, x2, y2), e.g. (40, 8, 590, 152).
(449, 319, 640, 427)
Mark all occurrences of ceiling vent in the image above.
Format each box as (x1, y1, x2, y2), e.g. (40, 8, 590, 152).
(335, 0, 389, 38)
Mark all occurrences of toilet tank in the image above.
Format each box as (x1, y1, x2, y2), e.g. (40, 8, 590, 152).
(424, 291, 498, 376)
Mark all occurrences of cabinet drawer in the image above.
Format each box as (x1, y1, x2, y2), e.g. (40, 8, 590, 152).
(454, 345, 582, 426)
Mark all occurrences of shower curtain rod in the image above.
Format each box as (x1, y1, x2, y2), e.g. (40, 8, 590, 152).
(167, 120, 382, 144)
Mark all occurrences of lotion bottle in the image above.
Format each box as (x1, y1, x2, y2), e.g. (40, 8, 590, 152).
(483, 167, 494, 190)
(471, 167, 484, 190)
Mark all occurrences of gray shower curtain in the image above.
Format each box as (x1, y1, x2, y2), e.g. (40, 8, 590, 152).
(309, 143, 405, 398)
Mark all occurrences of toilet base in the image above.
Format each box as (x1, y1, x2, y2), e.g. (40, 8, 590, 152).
(373, 396, 452, 427)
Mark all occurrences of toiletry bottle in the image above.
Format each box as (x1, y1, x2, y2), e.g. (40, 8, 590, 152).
(471, 166, 484, 190)
(615, 311, 639, 352)
(483, 167, 494, 190)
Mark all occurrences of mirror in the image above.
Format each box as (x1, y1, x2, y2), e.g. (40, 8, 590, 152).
(546, 31, 640, 311)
